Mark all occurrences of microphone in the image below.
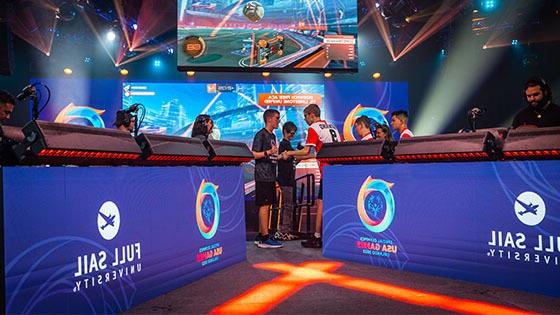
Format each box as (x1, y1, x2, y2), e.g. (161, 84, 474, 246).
(467, 107, 486, 120)
(16, 84, 37, 101)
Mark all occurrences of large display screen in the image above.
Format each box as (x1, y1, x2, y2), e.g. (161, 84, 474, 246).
(122, 82, 325, 145)
(177, 0, 358, 72)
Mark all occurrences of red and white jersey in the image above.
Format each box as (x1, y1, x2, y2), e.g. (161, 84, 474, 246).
(400, 128, 414, 139)
(361, 133, 374, 141)
(305, 120, 341, 152)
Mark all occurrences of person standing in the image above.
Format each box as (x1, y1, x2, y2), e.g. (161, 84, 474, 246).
(275, 121, 299, 241)
(284, 104, 341, 248)
(251, 109, 283, 249)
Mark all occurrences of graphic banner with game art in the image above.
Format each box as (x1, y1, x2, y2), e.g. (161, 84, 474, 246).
(322, 161, 560, 297)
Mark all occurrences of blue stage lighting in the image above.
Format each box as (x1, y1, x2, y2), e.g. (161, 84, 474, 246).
(153, 59, 162, 67)
(481, 0, 497, 11)
(132, 23, 138, 30)
(84, 57, 92, 63)
(511, 39, 519, 46)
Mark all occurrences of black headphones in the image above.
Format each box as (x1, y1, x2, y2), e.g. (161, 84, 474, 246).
(524, 76, 552, 102)
(195, 114, 211, 127)
(115, 110, 133, 127)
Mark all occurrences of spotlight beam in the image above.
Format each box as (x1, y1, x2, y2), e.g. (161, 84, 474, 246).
(117, 38, 178, 67)
(80, 10, 117, 66)
(131, 0, 176, 50)
(484, 0, 541, 49)
(11, 0, 58, 56)
(413, 18, 504, 136)
(370, 4, 397, 61)
(395, 0, 469, 61)
(113, 0, 132, 49)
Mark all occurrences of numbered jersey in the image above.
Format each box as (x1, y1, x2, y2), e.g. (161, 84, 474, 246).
(305, 120, 341, 152)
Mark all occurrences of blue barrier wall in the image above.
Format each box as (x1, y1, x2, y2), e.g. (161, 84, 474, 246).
(3, 166, 246, 314)
(323, 161, 560, 297)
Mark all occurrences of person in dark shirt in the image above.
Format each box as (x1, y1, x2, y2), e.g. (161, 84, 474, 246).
(275, 121, 299, 241)
(512, 77, 560, 129)
(191, 114, 214, 140)
(114, 110, 136, 133)
(251, 109, 282, 249)
(0, 90, 15, 122)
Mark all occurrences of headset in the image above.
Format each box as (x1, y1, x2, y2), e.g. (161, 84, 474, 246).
(524, 76, 552, 102)
(114, 110, 133, 128)
(195, 114, 211, 127)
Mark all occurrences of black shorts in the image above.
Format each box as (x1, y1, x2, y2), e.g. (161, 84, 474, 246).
(318, 179, 323, 200)
(255, 181, 276, 207)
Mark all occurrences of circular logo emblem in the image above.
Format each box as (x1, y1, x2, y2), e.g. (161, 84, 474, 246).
(343, 104, 389, 141)
(196, 180, 220, 239)
(357, 176, 395, 233)
(97, 201, 120, 240)
(183, 36, 206, 58)
(514, 191, 545, 226)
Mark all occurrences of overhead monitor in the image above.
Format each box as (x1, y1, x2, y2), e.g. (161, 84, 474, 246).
(177, 0, 358, 72)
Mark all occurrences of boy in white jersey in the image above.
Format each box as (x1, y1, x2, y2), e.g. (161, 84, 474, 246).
(284, 104, 341, 248)
(390, 110, 414, 139)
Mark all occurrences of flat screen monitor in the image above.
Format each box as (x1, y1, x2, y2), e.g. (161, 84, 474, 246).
(177, 0, 358, 72)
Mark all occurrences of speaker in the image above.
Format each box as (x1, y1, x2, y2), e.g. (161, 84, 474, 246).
(134, 133, 209, 165)
(317, 140, 391, 164)
(393, 131, 497, 162)
(15, 120, 142, 165)
(204, 139, 253, 165)
(0, 1, 14, 76)
(503, 126, 560, 160)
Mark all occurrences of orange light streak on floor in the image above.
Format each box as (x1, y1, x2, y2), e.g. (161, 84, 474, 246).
(211, 261, 539, 315)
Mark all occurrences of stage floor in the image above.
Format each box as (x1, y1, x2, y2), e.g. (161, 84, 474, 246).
(126, 240, 560, 314)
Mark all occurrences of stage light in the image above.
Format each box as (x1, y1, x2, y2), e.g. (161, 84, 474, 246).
(132, 23, 138, 30)
(120, 69, 129, 76)
(372, 72, 381, 80)
(187, 71, 196, 77)
(153, 59, 162, 67)
(413, 19, 503, 136)
(106, 30, 116, 42)
(262, 72, 270, 77)
(482, 45, 488, 49)
(324, 72, 332, 78)
(83, 57, 92, 64)
(167, 47, 174, 54)
(63, 68, 73, 75)
(440, 49, 447, 56)
(481, 0, 497, 11)
(511, 39, 519, 46)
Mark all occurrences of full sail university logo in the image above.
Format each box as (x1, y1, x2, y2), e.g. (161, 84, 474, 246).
(73, 200, 142, 293)
(97, 201, 120, 240)
(357, 176, 395, 233)
(487, 191, 559, 266)
(196, 180, 220, 240)
(514, 191, 546, 226)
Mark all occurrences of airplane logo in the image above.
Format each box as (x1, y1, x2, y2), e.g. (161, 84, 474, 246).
(99, 212, 116, 230)
(514, 191, 545, 226)
(97, 201, 121, 240)
(515, 198, 539, 216)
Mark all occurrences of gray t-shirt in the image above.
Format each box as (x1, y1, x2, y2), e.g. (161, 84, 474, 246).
(252, 128, 277, 182)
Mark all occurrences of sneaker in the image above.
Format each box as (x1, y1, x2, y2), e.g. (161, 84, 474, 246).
(257, 235, 283, 249)
(301, 236, 322, 248)
(274, 231, 299, 241)
(254, 233, 265, 245)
